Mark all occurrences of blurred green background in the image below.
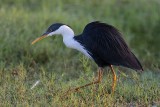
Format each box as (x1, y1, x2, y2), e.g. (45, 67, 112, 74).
(0, 0, 160, 69)
(0, 0, 160, 106)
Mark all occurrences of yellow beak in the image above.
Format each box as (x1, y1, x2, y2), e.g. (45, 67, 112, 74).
(31, 35, 48, 45)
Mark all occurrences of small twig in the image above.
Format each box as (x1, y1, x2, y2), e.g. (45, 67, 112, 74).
(31, 80, 40, 90)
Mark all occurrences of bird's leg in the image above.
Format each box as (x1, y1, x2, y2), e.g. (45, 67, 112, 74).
(61, 68, 103, 98)
(109, 65, 117, 93)
(74, 67, 103, 91)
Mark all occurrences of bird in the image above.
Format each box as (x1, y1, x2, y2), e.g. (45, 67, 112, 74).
(31, 21, 143, 93)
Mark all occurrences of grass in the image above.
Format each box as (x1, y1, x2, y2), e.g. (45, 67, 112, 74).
(0, 0, 160, 106)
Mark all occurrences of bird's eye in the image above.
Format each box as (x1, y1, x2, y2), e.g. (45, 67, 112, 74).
(49, 28, 52, 31)
(47, 28, 53, 32)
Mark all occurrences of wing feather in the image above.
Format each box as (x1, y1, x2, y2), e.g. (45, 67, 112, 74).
(76, 21, 143, 70)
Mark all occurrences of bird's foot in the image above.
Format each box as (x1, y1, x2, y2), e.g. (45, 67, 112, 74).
(60, 87, 83, 99)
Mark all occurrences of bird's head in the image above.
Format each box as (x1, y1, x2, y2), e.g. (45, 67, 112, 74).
(31, 23, 74, 45)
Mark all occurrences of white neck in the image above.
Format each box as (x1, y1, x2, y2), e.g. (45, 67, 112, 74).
(60, 25, 75, 39)
(49, 25, 92, 58)
(56, 25, 75, 47)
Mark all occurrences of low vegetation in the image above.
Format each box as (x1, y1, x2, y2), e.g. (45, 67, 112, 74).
(0, 0, 160, 106)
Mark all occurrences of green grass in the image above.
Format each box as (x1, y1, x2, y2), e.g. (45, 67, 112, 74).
(0, 0, 160, 106)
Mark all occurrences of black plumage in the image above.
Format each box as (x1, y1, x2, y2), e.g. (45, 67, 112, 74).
(74, 21, 143, 70)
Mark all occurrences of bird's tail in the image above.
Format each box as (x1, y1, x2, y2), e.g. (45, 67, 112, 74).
(123, 53, 143, 71)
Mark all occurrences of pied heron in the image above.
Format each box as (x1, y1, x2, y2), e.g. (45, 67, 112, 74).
(32, 21, 143, 93)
